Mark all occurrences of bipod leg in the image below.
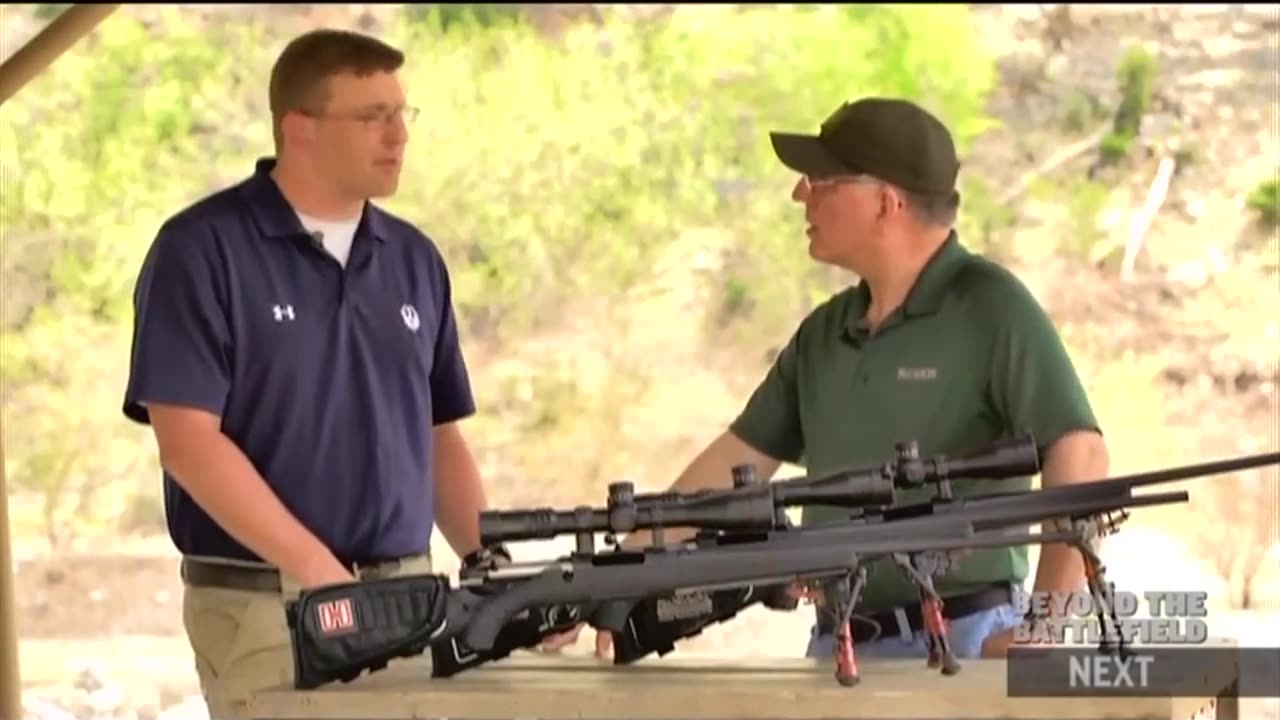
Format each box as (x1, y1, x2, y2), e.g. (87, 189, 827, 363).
(893, 552, 960, 676)
(827, 566, 867, 687)
(1075, 535, 1128, 657)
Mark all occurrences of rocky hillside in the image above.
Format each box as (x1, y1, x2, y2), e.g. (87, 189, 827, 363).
(969, 3, 1278, 446)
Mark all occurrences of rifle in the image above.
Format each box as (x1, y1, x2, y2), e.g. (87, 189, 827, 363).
(285, 435, 1039, 689)
(434, 433, 1040, 676)
(284, 441, 1279, 689)
(607, 448, 1280, 676)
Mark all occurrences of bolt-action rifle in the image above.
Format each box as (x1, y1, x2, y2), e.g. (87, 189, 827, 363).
(283, 439, 1279, 689)
(285, 435, 1039, 689)
(603, 446, 1280, 681)
(433, 433, 1040, 678)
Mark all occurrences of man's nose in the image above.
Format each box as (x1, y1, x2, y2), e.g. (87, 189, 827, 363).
(384, 115, 409, 145)
(792, 176, 810, 203)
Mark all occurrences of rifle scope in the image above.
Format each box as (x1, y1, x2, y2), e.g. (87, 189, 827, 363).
(478, 433, 1040, 545)
(766, 432, 1041, 508)
(478, 483, 777, 545)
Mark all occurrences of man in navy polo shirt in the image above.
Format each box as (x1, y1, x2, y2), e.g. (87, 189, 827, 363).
(121, 29, 504, 718)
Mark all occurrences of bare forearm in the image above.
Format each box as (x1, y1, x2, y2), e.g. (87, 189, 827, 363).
(433, 423, 488, 557)
(160, 432, 335, 582)
(1033, 430, 1111, 596)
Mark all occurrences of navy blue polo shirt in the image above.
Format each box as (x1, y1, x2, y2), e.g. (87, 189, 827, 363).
(122, 158, 475, 564)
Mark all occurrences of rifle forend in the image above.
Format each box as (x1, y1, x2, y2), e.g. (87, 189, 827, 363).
(478, 433, 1042, 553)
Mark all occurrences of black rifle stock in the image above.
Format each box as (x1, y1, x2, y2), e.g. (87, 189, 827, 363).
(286, 515, 980, 689)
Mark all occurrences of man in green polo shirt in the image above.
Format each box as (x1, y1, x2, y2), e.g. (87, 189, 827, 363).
(548, 96, 1110, 662)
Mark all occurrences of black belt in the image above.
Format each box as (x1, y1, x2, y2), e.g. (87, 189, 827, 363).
(818, 583, 1014, 643)
(180, 554, 427, 593)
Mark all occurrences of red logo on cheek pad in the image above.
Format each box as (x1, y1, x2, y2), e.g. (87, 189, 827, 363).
(316, 597, 357, 634)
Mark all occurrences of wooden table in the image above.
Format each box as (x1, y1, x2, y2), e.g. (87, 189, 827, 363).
(245, 652, 1240, 720)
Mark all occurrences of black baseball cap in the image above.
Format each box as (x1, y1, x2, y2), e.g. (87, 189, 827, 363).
(769, 97, 960, 197)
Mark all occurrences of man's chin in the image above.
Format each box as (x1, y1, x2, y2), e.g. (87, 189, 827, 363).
(807, 243, 854, 272)
(807, 240, 835, 264)
(367, 180, 400, 199)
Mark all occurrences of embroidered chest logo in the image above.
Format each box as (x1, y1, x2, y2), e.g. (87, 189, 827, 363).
(400, 304, 420, 333)
(897, 367, 938, 381)
(272, 304, 295, 322)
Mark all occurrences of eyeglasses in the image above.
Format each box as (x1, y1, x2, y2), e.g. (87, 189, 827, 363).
(303, 105, 421, 129)
(803, 174, 882, 193)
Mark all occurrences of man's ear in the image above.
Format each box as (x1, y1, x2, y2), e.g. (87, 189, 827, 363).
(877, 183, 902, 220)
(280, 111, 315, 149)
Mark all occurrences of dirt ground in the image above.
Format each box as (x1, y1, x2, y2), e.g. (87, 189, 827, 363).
(19, 552, 183, 638)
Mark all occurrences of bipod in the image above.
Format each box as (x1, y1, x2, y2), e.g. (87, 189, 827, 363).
(825, 565, 869, 687)
(893, 551, 961, 675)
(1071, 513, 1132, 658)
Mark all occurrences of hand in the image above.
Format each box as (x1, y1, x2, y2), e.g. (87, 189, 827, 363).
(539, 623, 583, 652)
(538, 623, 614, 660)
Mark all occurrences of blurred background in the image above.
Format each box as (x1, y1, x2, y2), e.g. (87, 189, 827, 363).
(3, 3, 1277, 719)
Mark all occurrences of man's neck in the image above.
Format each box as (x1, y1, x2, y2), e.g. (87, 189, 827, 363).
(270, 160, 363, 221)
(862, 229, 951, 330)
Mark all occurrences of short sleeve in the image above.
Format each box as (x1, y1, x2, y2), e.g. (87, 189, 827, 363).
(427, 253, 476, 425)
(122, 221, 233, 424)
(986, 279, 1101, 448)
(729, 330, 804, 463)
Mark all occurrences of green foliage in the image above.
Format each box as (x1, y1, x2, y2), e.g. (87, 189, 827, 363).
(4, 4, 998, 542)
(2, 9, 269, 545)
(1064, 178, 1112, 258)
(385, 3, 997, 343)
(32, 4, 70, 21)
(1100, 46, 1159, 164)
(1246, 177, 1280, 227)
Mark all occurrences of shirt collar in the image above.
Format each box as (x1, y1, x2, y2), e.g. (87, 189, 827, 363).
(843, 231, 970, 340)
(239, 157, 390, 243)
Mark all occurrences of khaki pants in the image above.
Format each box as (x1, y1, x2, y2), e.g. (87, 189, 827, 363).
(181, 553, 433, 720)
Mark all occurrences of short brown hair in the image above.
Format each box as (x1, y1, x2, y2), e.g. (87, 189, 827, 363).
(268, 29, 405, 151)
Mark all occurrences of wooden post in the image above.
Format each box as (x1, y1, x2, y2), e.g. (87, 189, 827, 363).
(0, 4, 121, 105)
(1, 416, 19, 720)
(0, 6, 123, 716)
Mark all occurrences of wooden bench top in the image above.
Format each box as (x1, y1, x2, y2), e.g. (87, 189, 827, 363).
(245, 651, 1237, 719)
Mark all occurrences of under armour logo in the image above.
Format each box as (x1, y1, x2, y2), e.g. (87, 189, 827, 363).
(272, 304, 295, 322)
(400, 304, 420, 332)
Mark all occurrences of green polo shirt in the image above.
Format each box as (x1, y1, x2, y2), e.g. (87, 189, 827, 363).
(730, 233, 1100, 612)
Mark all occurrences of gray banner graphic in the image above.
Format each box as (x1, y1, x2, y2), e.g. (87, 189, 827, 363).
(1005, 646, 1280, 698)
